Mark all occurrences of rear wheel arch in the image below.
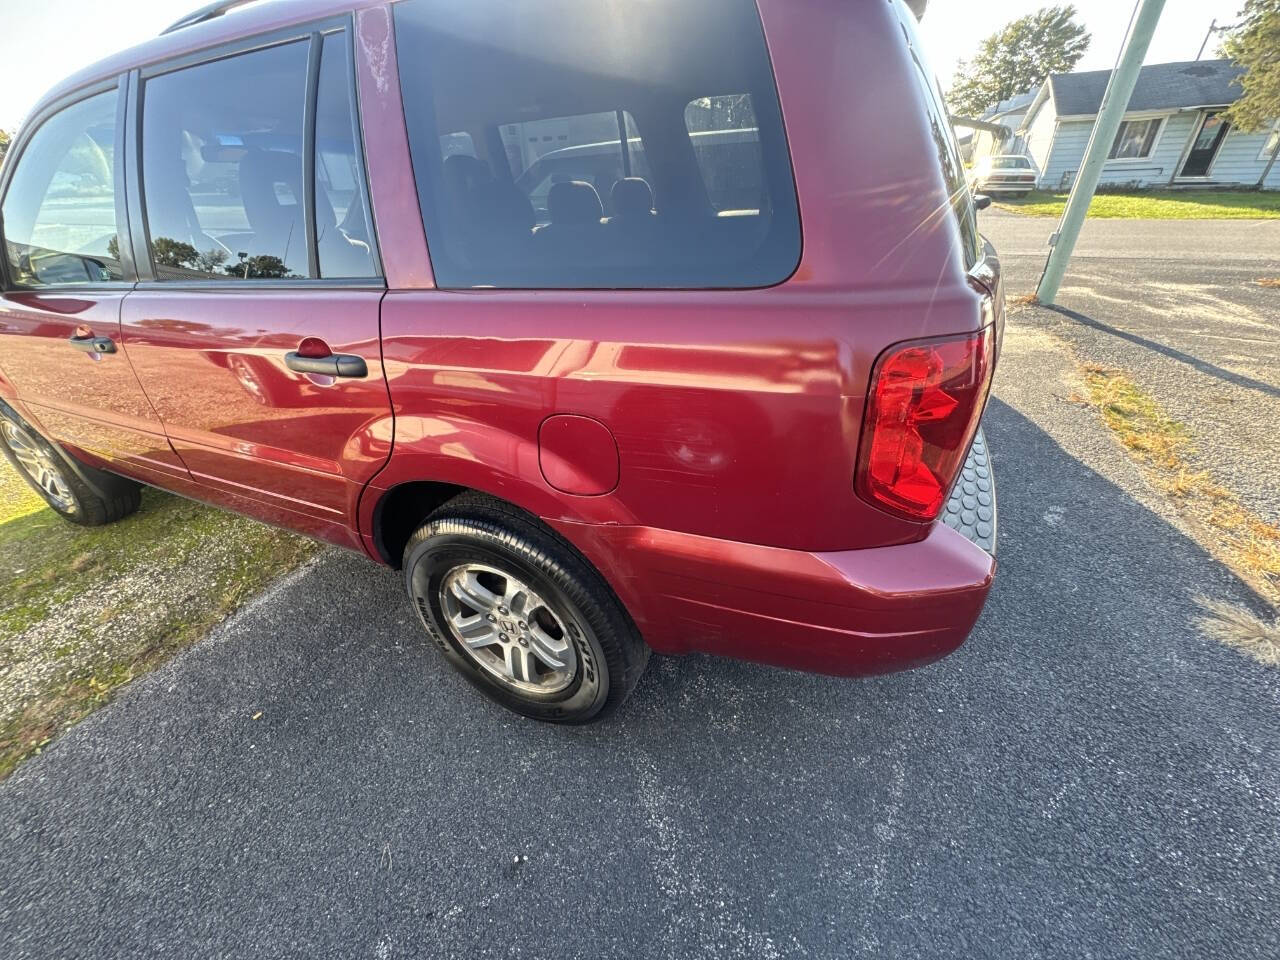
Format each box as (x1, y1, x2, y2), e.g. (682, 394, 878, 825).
(370, 480, 470, 568)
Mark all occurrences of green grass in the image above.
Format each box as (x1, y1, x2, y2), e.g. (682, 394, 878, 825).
(994, 190, 1280, 219)
(0, 464, 316, 779)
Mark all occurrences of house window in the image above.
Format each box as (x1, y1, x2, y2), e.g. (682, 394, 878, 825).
(1260, 122, 1280, 163)
(1109, 118, 1161, 160)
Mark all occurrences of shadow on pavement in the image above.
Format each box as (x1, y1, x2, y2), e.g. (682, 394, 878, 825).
(1, 399, 1277, 960)
(1046, 304, 1280, 399)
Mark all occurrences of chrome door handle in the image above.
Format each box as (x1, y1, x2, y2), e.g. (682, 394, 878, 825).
(68, 334, 116, 354)
(284, 352, 367, 378)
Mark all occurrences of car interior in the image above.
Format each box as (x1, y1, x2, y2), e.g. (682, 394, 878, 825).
(396, 0, 802, 288)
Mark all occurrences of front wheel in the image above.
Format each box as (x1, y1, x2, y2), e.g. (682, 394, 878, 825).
(403, 495, 649, 724)
(0, 414, 141, 526)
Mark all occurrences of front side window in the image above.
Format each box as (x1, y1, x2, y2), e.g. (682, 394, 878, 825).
(141, 33, 376, 282)
(394, 0, 801, 289)
(2, 90, 124, 286)
(1109, 119, 1161, 160)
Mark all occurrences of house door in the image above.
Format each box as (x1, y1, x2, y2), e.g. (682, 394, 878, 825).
(1179, 112, 1230, 179)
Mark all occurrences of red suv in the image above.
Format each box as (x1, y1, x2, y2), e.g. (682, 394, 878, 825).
(0, 0, 1001, 722)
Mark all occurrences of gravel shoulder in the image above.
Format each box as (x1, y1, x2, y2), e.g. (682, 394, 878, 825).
(0, 471, 315, 778)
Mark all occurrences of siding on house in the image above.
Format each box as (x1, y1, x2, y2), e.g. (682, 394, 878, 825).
(1209, 127, 1280, 188)
(1023, 101, 1058, 176)
(970, 109, 1029, 159)
(1093, 112, 1198, 188)
(1041, 114, 1280, 189)
(1014, 60, 1280, 191)
(1040, 120, 1091, 190)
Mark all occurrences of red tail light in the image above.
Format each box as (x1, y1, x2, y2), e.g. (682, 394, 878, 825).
(855, 323, 995, 522)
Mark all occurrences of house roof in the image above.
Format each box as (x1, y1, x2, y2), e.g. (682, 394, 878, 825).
(980, 91, 1037, 121)
(1049, 59, 1244, 117)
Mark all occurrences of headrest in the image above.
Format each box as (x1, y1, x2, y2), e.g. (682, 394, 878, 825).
(240, 149, 302, 191)
(548, 180, 603, 225)
(443, 154, 492, 193)
(611, 177, 654, 218)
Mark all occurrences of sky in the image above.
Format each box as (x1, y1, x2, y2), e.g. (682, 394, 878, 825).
(0, 0, 1253, 132)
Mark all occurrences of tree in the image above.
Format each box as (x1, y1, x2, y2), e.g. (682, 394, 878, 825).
(948, 6, 1091, 118)
(0, 129, 10, 168)
(151, 237, 200, 269)
(1222, 0, 1280, 133)
(224, 254, 293, 279)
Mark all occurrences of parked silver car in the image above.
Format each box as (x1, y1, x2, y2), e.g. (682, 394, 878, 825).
(969, 154, 1039, 195)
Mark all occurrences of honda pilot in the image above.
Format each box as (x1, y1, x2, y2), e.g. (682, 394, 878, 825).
(0, 0, 1001, 723)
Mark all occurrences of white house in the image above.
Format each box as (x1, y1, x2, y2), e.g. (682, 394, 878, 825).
(968, 91, 1037, 161)
(1018, 59, 1280, 191)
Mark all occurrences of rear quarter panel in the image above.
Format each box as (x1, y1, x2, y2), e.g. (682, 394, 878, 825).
(367, 0, 989, 555)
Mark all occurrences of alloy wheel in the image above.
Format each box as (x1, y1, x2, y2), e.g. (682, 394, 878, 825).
(1, 421, 76, 513)
(439, 563, 579, 695)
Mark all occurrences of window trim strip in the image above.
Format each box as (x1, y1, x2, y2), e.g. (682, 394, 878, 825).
(303, 31, 324, 280)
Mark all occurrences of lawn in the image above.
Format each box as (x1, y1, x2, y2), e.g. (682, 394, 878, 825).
(994, 190, 1280, 219)
(0, 463, 316, 778)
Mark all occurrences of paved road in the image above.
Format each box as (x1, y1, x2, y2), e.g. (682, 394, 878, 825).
(982, 209, 1280, 525)
(2, 310, 1278, 958)
(980, 208, 1280, 263)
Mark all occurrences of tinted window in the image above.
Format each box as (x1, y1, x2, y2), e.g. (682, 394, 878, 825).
(895, 7, 981, 269)
(507, 111, 649, 224)
(2, 91, 124, 286)
(394, 0, 800, 289)
(142, 41, 310, 280)
(315, 31, 377, 278)
(992, 156, 1031, 169)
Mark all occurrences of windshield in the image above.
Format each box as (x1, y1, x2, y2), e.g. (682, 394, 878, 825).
(993, 157, 1031, 169)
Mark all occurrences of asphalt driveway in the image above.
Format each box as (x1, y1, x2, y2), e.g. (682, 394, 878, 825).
(2, 301, 1277, 958)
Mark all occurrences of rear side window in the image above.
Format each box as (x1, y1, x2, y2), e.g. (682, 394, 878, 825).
(507, 111, 650, 224)
(2, 90, 124, 286)
(140, 32, 376, 282)
(684, 95, 764, 213)
(394, 0, 800, 289)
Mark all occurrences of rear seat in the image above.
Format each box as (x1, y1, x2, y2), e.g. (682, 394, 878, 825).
(532, 180, 606, 258)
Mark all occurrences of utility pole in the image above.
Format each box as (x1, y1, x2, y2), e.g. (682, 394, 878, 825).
(1197, 19, 1217, 59)
(1197, 19, 1238, 60)
(1036, 0, 1167, 306)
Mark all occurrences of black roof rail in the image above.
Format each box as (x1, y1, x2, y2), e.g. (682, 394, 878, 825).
(161, 0, 260, 35)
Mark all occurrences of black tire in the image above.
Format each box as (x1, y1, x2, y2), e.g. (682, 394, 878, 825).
(403, 493, 649, 724)
(0, 409, 142, 526)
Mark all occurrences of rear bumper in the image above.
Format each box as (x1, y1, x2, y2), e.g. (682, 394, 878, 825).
(548, 434, 997, 677)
